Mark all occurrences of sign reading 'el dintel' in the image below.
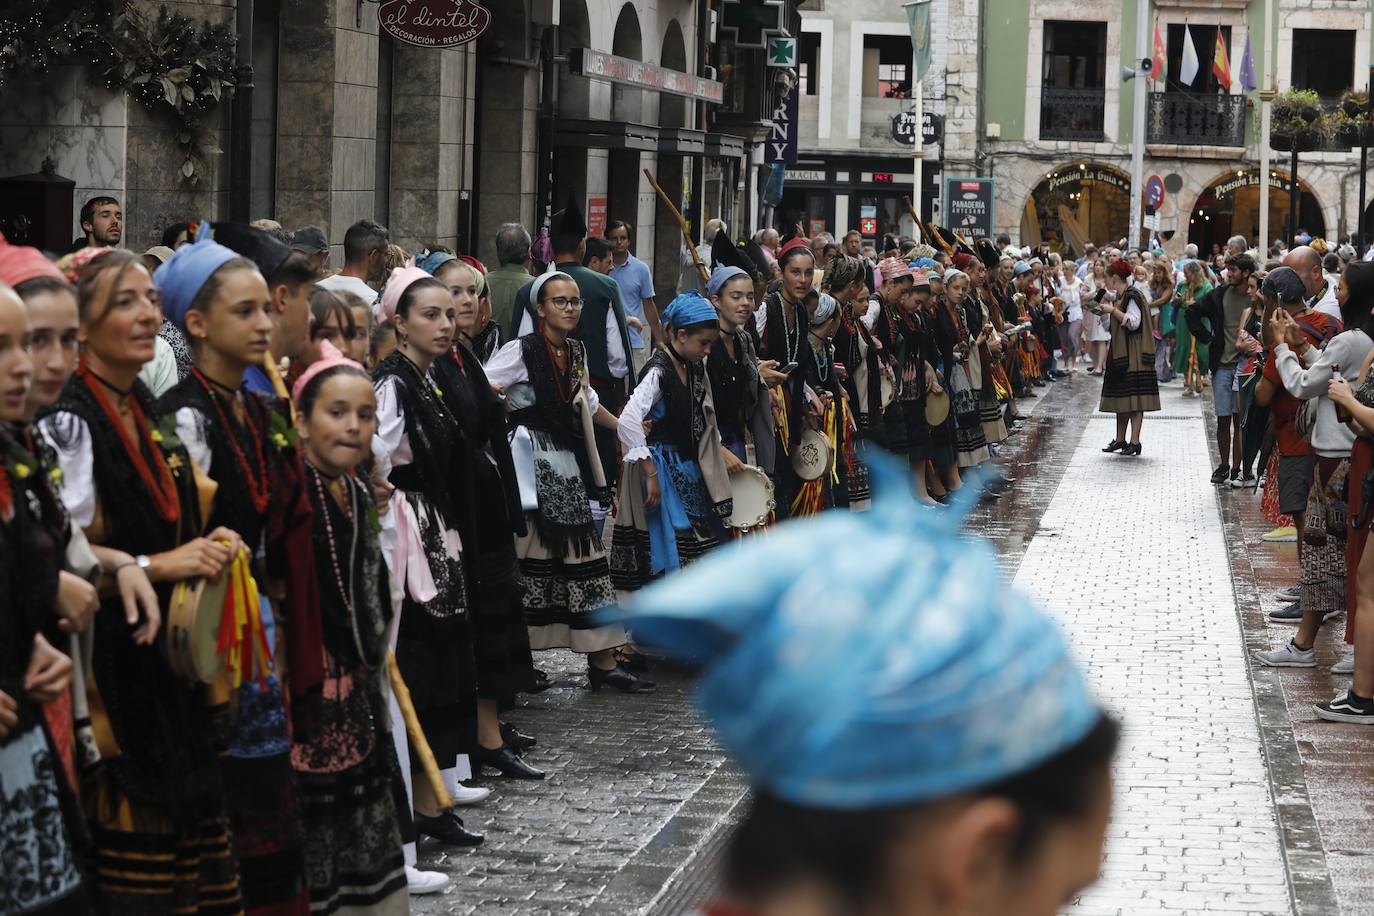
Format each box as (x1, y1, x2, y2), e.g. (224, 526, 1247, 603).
(945, 178, 994, 238)
(378, 0, 491, 48)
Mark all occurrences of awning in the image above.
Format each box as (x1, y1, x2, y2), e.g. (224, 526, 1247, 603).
(658, 127, 706, 156)
(553, 118, 660, 152)
(704, 133, 747, 158)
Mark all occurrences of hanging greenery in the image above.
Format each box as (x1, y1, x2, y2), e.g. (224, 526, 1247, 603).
(0, 1, 235, 187)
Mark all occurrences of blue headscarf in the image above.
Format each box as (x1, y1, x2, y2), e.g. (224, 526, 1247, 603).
(155, 222, 240, 330)
(1013, 260, 1032, 276)
(911, 257, 938, 271)
(707, 264, 748, 296)
(606, 454, 1100, 810)
(661, 291, 718, 330)
(415, 249, 457, 275)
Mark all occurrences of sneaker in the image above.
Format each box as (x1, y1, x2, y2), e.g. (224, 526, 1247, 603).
(1210, 464, 1231, 484)
(1256, 640, 1316, 667)
(1332, 646, 1356, 675)
(1231, 473, 1257, 489)
(450, 782, 492, 806)
(1314, 691, 1374, 724)
(407, 866, 449, 895)
(1261, 526, 1298, 543)
(1272, 584, 1301, 602)
(1268, 601, 1303, 623)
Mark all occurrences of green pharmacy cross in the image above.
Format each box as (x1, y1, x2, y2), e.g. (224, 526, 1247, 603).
(720, 0, 785, 49)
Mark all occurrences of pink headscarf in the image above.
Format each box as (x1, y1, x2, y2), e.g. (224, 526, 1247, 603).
(379, 258, 435, 321)
(292, 340, 364, 405)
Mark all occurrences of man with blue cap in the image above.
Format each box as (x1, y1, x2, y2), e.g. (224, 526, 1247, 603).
(612, 455, 1117, 915)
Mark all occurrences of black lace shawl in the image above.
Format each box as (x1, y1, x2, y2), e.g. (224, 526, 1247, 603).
(373, 350, 471, 534)
(509, 335, 605, 501)
(834, 309, 883, 421)
(706, 330, 754, 441)
(760, 291, 809, 444)
(642, 350, 707, 456)
(42, 377, 224, 822)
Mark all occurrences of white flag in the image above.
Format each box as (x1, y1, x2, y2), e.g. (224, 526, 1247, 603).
(1180, 25, 1200, 86)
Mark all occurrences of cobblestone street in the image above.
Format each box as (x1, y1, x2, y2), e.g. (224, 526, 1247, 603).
(412, 374, 1374, 915)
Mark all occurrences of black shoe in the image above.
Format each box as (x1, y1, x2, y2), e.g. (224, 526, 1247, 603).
(614, 646, 652, 673)
(526, 669, 552, 694)
(499, 722, 536, 751)
(1102, 439, 1125, 453)
(414, 811, 484, 847)
(1315, 691, 1374, 724)
(587, 664, 656, 693)
(1122, 443, 1142, 456)
(1268, 600, 1303, 622)
(1210, 463, 1231, 484)
(474, 744, 545, 779)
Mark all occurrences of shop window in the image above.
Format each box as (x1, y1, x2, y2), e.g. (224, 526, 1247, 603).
(799, 31, 820, 96)
(1291, 29, 1355, 100)
(250, 0, 279, 220)
(375, 33, 394, 227)
(1040, 22, 1106, 141)
(862, 35, 910, 99)
(1165, 24, 1230, 94)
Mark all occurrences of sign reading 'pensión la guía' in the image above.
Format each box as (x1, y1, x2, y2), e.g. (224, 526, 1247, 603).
(378, 0, 491, 48)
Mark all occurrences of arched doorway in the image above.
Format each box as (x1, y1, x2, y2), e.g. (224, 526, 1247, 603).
(1188, 169, 1323, 254)
(1021, 162, 1132, 255)
(552, 0, 594, 217)
(660, 20, 689, 128)
(611, 5, 644, 123)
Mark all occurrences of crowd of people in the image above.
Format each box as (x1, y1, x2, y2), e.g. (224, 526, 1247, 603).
(2, 187, 1373, 916)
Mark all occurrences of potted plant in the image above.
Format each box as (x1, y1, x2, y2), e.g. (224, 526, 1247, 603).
(1335, 89, 1374, 147)
(1270, 88, 1332, 152)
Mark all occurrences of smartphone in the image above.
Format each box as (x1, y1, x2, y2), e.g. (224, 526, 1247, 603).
(1093, 288, 1108, 303)
(780, 362, 799, 374)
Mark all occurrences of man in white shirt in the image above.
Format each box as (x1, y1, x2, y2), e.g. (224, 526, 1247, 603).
(316, 219, 388, 311)
(1282, 245, 1341, 320)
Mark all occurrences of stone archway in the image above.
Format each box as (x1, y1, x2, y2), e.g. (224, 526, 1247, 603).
(1020, 161, 1133, 255)
(659, 19, 689, 128)
(611, 3, 644, 123)
(1185, 168, 1325, 255)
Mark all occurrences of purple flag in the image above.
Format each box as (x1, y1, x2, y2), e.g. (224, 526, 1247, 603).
(1238, 31, 1257, 93)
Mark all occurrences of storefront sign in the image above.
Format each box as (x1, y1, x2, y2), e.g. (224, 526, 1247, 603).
(891, 111, 942, 146)
(1210, 171, 1296, 199)
(860, 217, 878, 235)
(786, 169, 826, 182)
(922, 112, 942, 145)
(587, 196, 608, 238)
(769, 82, 800, 164)
(1047, 166, 1129, 194)
(378, 0, 490, 48)
(568, 48, 724, 104)
(767, 37, 797, 68)
(945, 177, 994, 238)
(809, 218, 827, 237)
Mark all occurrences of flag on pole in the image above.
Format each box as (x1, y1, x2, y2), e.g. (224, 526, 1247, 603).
(904, 0, 933, 82)
(1238, 31, 1257, 93)
(1180, 25, 1200, 86)
(1212, 27, 1232, 89)
(1151, 21, 1167, 84)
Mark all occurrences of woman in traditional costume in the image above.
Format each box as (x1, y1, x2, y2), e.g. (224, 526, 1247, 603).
(615, 457, 1117, 916)
(0, 284, 88, 916)
(610, 291, 730, 590)
(39, 250, 245, 913)
(424, 254, 541, 780)
(291, 348, 409, 914)
(955, 254, 1009, 448)
(485, 271, 652, 693)
(937, 270, 991, 468)
(372, 264, 484, 846)
(155, 230, 310, 914)
(827, 254, 887, 511)
(1099, 258, 1161, 456)
(791, 291, 847, 516)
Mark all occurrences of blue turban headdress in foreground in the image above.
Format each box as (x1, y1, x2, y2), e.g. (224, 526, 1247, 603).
(661, 291, 718, 330)
(155, 222, 240, 330)
(605, 453, 1100, 810)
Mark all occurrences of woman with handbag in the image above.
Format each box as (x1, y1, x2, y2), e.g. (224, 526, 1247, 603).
(1098, 259, 1161, 456)
(484, 272, 652, 694)
(39, 249, 246, 912)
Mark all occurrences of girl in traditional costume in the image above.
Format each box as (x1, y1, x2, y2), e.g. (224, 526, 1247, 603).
(791, 291, 847, 516)
(155, 231, 309, 914)
(371, 264, 484, 845)
(1099, 258, 1161, 455)
(610, 292, 731, 590)
(827, 254, 886, 510)
(291, 348, 409, 915)
(485, 271, 653, 693)
(40, 250, 245, 914)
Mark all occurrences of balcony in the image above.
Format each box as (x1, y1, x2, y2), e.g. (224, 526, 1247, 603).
(1040, 88, 1106, 141)
(1147, 92, 1247, 147)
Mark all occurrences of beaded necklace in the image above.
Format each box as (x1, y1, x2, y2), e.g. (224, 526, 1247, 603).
(192, 368, 270, 515)
(306, 460, 368, 662)
(809, 333, 831, 383)
(78, 362, 178, 523)
(541, 328, 576, 405)
(776, 292, 802, 364)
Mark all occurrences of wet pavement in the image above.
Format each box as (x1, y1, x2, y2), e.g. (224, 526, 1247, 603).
(410, 370, 1374, 915)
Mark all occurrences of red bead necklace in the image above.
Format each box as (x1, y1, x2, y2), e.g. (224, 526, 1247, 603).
(192, 368, 270, 515)
(79, 363, 179, 524)
(541, 326, 576, 405)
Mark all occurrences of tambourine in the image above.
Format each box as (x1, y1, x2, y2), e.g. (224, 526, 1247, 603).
(880, 370, 897, 409)
(924, 389, 952, 426)
(727, 465, 775, 530)
(791, 428, 833, 482)
(166, 574, 230, 684)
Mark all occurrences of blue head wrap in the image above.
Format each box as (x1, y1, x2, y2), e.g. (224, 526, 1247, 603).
(415, 249, 457, 275)
(911, 257, 937, 271)
(607, 454, 1100, 810)
(1013, 260, 1032, 276)
(661, 291, 718, 330)
(810, 291, 838, 326)
(707, 265, 748, 296)
(155, 222, 241, 330)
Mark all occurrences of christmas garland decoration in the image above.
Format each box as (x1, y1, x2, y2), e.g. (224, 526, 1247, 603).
(0, 1, 236, 187)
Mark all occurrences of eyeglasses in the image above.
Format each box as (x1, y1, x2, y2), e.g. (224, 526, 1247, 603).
(546, 296, 584, 311)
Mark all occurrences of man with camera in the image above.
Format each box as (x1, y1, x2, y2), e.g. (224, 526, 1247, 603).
(1186, 253, 1258, 484)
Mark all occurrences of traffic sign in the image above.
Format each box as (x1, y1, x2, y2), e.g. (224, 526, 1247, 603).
(767, 37, 796, 68)
(1146, 174, 1165, 209)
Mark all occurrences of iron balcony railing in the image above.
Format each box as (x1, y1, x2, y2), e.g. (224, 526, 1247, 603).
(1147, 92, 1248, 147)
(1039, 87, 1107, 141)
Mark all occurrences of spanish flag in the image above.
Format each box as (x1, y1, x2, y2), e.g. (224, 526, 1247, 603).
(1212, 28, 1232, 90)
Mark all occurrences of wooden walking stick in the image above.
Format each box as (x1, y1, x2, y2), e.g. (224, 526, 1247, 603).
(388, 652, 453, 811)
(643, 168, 710, 286)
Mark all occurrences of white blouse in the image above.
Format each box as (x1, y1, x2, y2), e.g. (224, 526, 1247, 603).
(371, 375, 415, 480)
(37, 412, 97, 529)
(617, 365, 665, 463)
(515, 307, 628, 379)
(483, 339, 602, 415)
